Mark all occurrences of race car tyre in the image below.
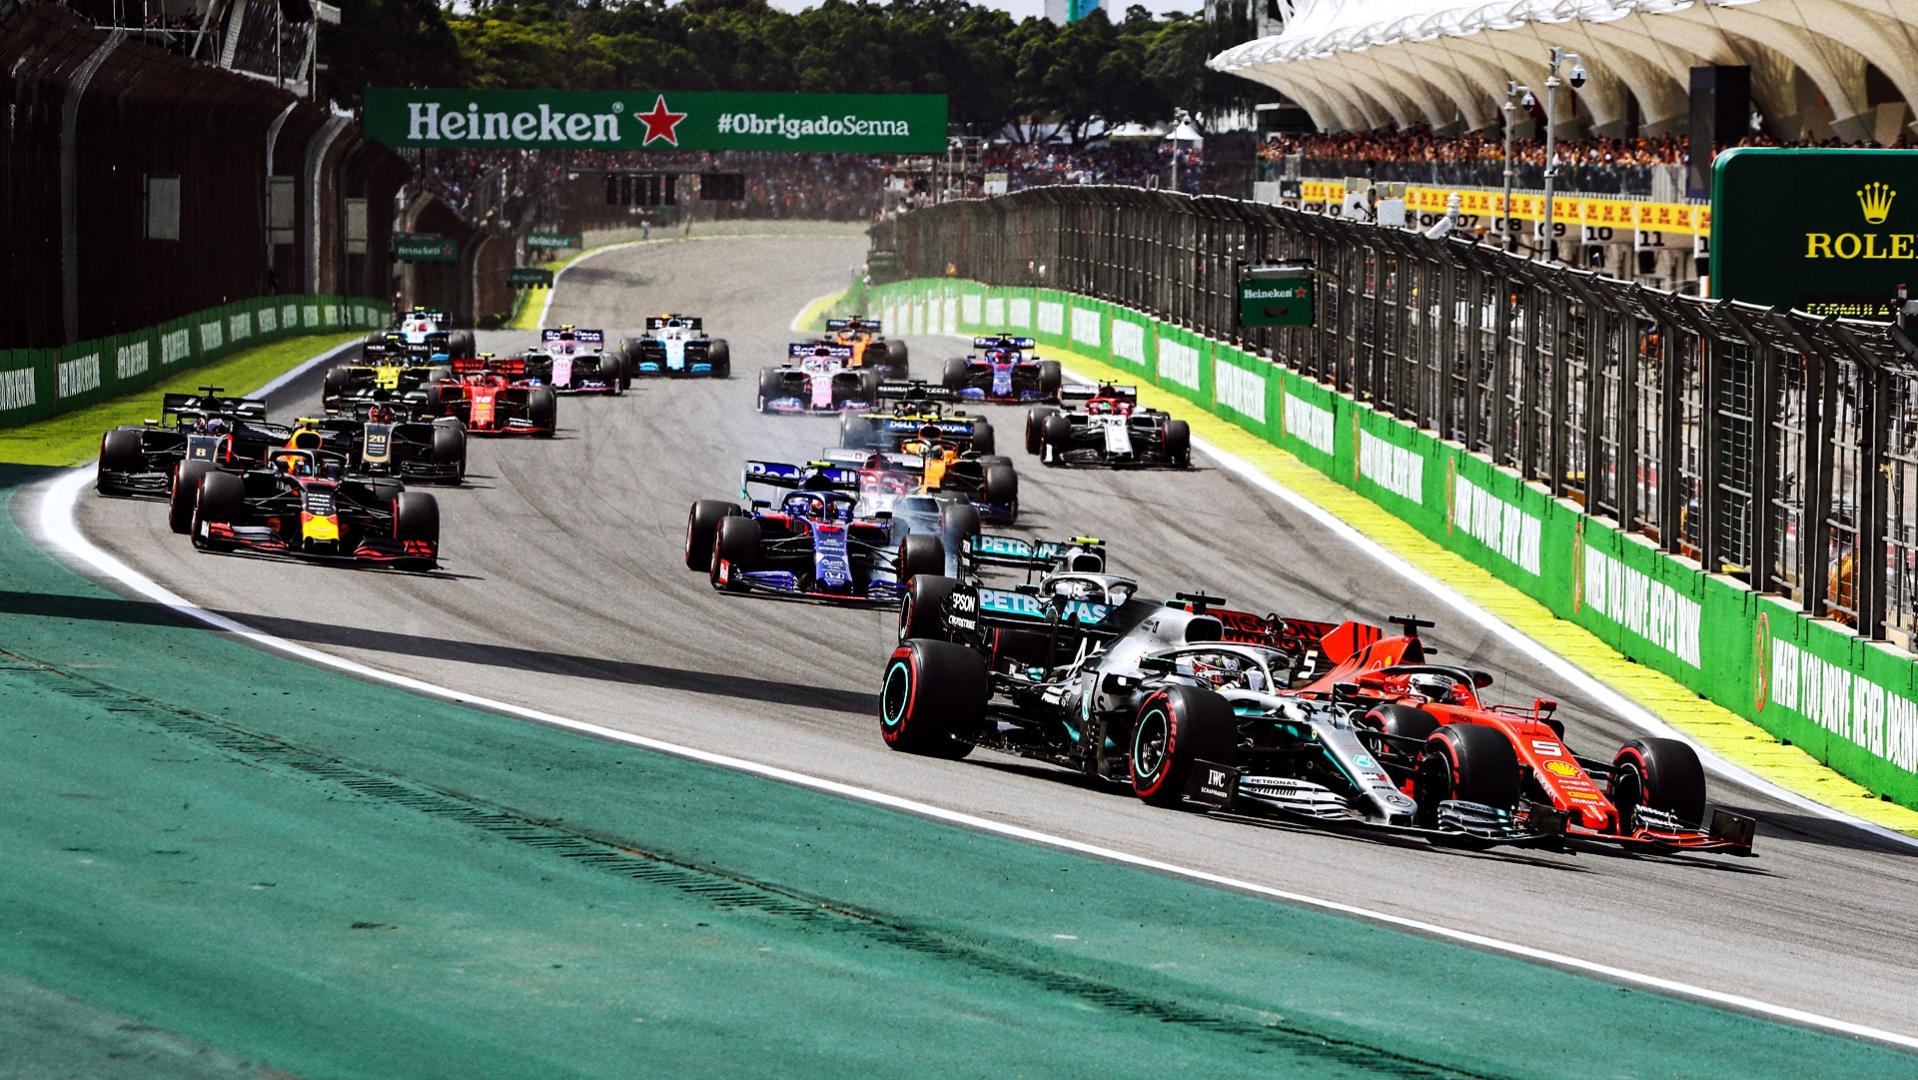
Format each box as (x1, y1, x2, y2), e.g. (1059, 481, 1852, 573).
(840, 412, 874, 449)
(168, 459, 214, 534)
(685, 499, 742, 571)
(897, 534, 946, 583)
(1414, 724, 1521, 829)
(983, 462, 1018, 514)
(859, 369, 881, 401)
(97, 428, 143, 493)
(942, 357, 968, 391)
(710, 515, 761, 591)
(367, 479, 405, 506)
(757, 369, 784, 413)
(1038, 361, 1063, 398)
(977, 455, 1013, 468)
(880, 638, 983, 758)
(449, 331, 476, 359)
(363, 331, 385, 349)
(528, 387, 558, 437)
(1129, 684, 1237, 807)
(323, 365, 351, 403)
(190, 470, 245, 551)
(603, 355, 625, 397)
(1041, 413, 1072, 465)
(971, 419, 996, 456)
(899, 574, 958, 642)
(1164, 420, 1192, 467)
(886, 339, 909, 371)
(710, 339, 731, 378)
(431, 422, 466, 484)
(1025, 407, 1058, 455)
(938, 501, 981, 559)
(394, 492, 440, 569)
(1609, 737, 1707, 828)
(1359, 703, 1439, 767)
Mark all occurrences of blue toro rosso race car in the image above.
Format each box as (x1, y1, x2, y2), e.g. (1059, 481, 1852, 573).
(683, 460, 947, 605)
(942, 336, 1063, 403)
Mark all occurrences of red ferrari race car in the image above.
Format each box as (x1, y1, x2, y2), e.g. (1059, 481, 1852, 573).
(1211, 610, 1757, 857)
(432, 357, 557, 437)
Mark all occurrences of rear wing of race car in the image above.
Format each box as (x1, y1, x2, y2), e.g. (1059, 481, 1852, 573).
(972, 336, 1037, 350)
(826, 318, 881, 332)
(788, 343, 855, 361)
(817, 447, 920, 470)
(740, 460, 861, 496)
(161, 391, 268, 422)
(542, 328, 605, 346)
(1175, 598, 1387, 666)
(1061, 384, 1139, 403)
(875, 380, 956, 402)
(874, 416, 977, 442)
(966, 534, 1108, 574)
(645, 315, 703, 331)
(452, 356, 528, 376)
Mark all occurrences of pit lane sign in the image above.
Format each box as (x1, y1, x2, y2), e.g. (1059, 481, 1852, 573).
(1711, 148, 1918, 319)
(363, 89, 947, 154)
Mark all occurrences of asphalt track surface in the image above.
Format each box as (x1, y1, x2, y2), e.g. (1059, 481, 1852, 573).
(76, 235, 1918, 1039)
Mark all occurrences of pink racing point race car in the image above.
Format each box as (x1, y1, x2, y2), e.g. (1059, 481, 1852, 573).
(757, 343, 879, 414)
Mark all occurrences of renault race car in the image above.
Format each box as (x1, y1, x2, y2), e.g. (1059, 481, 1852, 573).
(942, 336, 1063, 403)
(431, 357, 557, 436)
(825, 316, 908, 378)
(1027, 384, 1190, 468)
(879, 585, 1570, 849)
(624, 314, 729, 377)
(838, 383, 997, 455)
(527, 327, 625, 394)
(323, 338, 451, 408)
(757, 344, 879, 414)
(682, 460, 946, 604)
(178, 446, 439, 570)
(95, 388, 275, 496)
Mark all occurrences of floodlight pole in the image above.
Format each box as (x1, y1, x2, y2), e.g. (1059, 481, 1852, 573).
(1540, 47, 1581, 264)
(1501, 82, 1529, 253)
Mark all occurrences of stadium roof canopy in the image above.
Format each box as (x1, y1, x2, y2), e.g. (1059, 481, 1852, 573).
(1209, 0, 1917, 144)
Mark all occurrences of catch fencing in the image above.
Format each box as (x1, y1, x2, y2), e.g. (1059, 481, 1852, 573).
(874, 186, 1918, 807)
(0, 5, 409, 351)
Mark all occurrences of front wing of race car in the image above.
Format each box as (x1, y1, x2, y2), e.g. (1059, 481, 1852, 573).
(195, 520, 437, 567)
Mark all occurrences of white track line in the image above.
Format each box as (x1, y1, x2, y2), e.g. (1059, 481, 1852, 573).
(28, 318, 1918, 1052)
(916, 324, 1918, 855)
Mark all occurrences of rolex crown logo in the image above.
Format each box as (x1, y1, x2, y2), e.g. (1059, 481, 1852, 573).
(1858, 181, 1895, 225)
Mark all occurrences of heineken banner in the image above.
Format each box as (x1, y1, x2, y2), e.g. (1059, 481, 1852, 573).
(363, 89, 947, 154)
(525, 233, 581, 250)
(394, 233, 458, 262)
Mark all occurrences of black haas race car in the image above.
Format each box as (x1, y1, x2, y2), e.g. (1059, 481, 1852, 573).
(315, 397, 467, 485)
(323, 338, 453, 407)
(95, 387, 274, 496)
(1026, 384, 1190, 468)
(175, 446, 439, 570)
(942, 336, 1063, 404)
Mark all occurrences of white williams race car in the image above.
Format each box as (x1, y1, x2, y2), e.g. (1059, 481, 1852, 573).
(624, 314, 730, 377)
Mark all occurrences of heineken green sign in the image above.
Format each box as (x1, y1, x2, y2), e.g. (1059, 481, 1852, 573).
(394, 233, 457, 262)
(363, 89, 947, 153)
(508, 268, 555, 287)
(1712, 148, 1918, 320)
(526, 233, 581, 250)
(1238, 265, 1314, 327)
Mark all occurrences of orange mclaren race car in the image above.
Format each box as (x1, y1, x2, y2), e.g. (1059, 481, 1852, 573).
(825, 316, 908, 378)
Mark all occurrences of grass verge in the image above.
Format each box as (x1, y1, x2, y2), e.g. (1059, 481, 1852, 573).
(0, 333, 359, 468)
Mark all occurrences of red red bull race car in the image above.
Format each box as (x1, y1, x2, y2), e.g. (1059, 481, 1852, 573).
(178, 446, 439, 570)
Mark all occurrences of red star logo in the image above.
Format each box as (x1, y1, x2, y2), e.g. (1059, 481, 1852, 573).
(637, 95, 686, 146)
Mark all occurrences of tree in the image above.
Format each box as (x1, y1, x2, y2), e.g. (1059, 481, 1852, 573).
(321, 0, 464, 107)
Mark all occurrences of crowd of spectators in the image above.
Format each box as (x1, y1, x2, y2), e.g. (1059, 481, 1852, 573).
(978, 142, 1203, 193)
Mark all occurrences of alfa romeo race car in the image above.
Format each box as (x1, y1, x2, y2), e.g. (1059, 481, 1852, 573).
(95, 388, 274, 496)
(942, 336, 1063, 403)
(879, 586, 1567, 849)
(431, 357, 557, 436)
(1027, 384, 1190, 468)
(623, 314, 729, 377)
(176, 446, 439, 570)
(838, 384, 997, 455)
(526, 327, 625, 394)
(825, 317, 908, 378)
(682, 460, 946, 604)
(757, 344, 879, 414)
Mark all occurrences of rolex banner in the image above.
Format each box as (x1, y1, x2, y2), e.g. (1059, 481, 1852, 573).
(363, 89, 947, 154)
(1711, 148, 1918, 319)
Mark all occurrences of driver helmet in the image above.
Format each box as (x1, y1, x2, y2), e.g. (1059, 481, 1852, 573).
(278, 453, 314, 477)
(318, 460, 345, 481)
(1408, 672, 1464, 704)
(205, 417, 228, 435)
(918, 423, 942, 443)
(1188, 655, 1260, 692)
(370, 405, 394, 423)
(784, 492, 826, 518)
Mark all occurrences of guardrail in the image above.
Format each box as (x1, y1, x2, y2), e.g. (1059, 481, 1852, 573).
(0, 294, 389, 428)
(873, 187, 1918, 808)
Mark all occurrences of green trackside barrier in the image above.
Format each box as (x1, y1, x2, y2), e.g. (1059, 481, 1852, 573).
(877, 276, 1918, 810)
(0, 295, 389, 430)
